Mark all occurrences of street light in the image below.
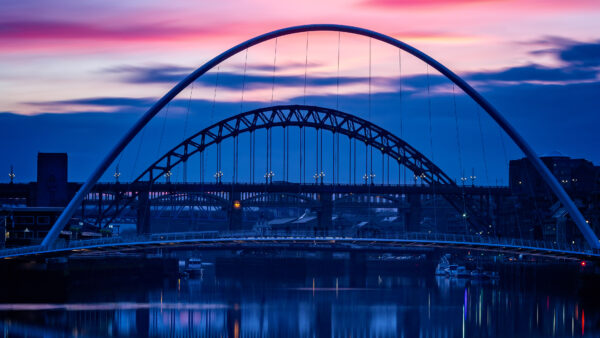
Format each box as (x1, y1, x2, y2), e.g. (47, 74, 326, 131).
(113, 165, 121, 183)
(165, 170, 173, 183)
(214, 170, 224, 183)
(264, 170, 275, 183)
(313, 171, 324, 184)
(8, 165, 15, 184)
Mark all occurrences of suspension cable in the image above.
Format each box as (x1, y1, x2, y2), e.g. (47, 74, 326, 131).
(210, 66, 220, 183)
(476, 106, 493, 234)
(320, 129, 323, 182)
(453, 84, 468, 231)
(271, 38, 278, 105)
(156, 102, 171, 177)
(426, 65, 438, 229)
(498, 125, 522, 237)
(240, 49, 248, 114)
(315, 128, 319, 183)
(303, 32, 309, 105)
(348, 136, 352, 184)
(299, 127, 303, 184)
(130, 126, 147, 182)
(182, 82, 194, 183)
(211, 66, 220, 123)
(398, 49, 406, 191)
(336, 32, 341, 110)
(368, 38, 372, 121)
(476, 107, 490, 186)
(353, 138, 356, 185)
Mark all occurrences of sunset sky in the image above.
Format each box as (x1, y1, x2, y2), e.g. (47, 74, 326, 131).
(1, 0, 599, 183)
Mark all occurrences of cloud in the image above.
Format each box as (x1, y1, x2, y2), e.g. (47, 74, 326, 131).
(107, 65, 196, 84)
(531, 37, 600, 68)
(466, 64, 597, 82)
(0, 20, 222, 41)
(27, 97, 157, 109)
(469, 38, 600, 84)
(108, 63, 400, 90)
(361, 0, 499, 8)
(558, 41, 600, 68)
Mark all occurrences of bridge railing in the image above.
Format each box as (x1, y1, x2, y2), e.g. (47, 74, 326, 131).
(1, 230, 596, 258)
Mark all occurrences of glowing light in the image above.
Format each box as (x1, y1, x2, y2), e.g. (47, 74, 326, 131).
(233, 200, 241, 209)
(580, 261, 586, 267)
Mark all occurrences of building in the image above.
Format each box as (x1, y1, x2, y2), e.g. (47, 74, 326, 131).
(508, 152, 600, 244)
(1, 207, 64, 247)
(1, 153, 77, 247)
(36, 153, 69, 207)
(509, 151, 599, 195)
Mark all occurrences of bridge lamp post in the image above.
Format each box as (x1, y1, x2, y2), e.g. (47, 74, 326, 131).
(113, 165, 121, 184)
(313, 172, 324, 184)
(8, 166, 15, 184)
(214, 170, 224, 184)
(362, 173, 369, 185)
(165, 170, 172, 183)
(264, 171, 274, 184)
(369, 172, 376, 185)
(460, 176, 468, 186)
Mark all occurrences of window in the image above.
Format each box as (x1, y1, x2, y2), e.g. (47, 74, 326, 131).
(37, 216, 50, 225)
(14, 216, 34, 225)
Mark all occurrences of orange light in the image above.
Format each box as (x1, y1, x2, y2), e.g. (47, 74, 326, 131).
(233, 200, 241, 209)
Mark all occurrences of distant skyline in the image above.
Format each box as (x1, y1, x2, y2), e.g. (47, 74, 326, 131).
(1, 0, 599, 182)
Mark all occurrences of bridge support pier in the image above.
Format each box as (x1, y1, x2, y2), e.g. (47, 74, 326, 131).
(228, 191, 243, 231)
(137, 188, 151, 235)
(317, 193, 333, 232)
(397, 201, 407, 233)
(406, 194, 422, 232)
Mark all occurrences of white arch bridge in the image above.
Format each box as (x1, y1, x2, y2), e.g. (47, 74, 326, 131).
(1, 231, 598, 262)
(2, 24, 598, 261)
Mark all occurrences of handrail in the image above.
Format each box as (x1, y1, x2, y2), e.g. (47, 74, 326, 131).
(3, 230, 598, 259)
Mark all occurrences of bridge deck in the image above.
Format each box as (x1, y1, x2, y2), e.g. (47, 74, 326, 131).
(1, 232, 597, 261)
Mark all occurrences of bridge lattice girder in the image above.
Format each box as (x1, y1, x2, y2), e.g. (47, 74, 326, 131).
(138, 105, 448, 184)
(98, 105, 488, 232)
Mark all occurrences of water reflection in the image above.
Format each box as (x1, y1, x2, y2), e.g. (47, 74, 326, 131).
(0, 262, 597, 337)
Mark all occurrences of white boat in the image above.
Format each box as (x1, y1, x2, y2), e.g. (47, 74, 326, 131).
(185, 258, 204, 276)
(435, 254, 451, 276)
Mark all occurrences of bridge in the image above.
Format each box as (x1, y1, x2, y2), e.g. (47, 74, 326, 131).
(2, 231, 598, 261)
(2, 24, 599, 261)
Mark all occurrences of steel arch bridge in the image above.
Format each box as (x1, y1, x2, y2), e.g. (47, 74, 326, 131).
(33, 23, 599, 252)
(94, 104, 486, 231)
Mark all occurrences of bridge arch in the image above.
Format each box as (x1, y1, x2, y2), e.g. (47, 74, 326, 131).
(43, 24, 599, 249)
(241, 192, 320, 208)
(333, 193, 402, 207)
(136, 105, 453, 185)
(150, 192, 229, 207)
(97, 105, 485, 231)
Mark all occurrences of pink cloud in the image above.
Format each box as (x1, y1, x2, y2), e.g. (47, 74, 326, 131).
(361, 0, 600, 11)
(0, 20, 222, 41)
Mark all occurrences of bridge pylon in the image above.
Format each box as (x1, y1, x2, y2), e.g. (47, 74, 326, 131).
(137, 187, 151, 235)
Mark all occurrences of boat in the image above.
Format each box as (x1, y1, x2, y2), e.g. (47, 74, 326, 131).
(185, 258, 205, 277)
(435, 254, 451, 276)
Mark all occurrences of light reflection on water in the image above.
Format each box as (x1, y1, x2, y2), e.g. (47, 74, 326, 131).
(0, 262, 597, 337)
